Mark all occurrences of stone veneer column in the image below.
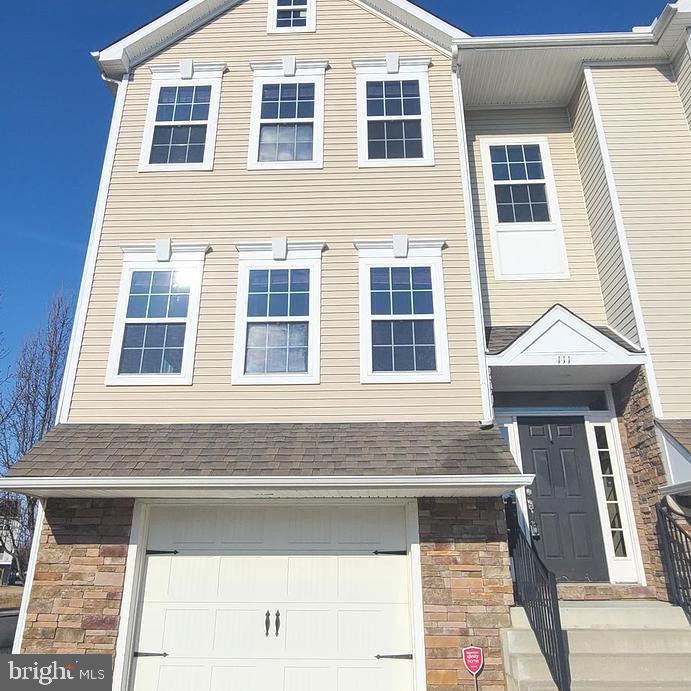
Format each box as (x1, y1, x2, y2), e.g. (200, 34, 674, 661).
(612, 366, 669, 599)
(21, 498, 134, 655)
(418, 497, 513, 691)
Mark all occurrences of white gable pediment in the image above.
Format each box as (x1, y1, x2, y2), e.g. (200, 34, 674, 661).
(488, 305, 645, 368)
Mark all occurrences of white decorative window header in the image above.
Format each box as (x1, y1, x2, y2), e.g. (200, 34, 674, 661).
(235, 240, 326, 260)
(149, 61, 227, 81)
(249, 58, 329, 77)
(354, 237, 445, 259)
(352, 56, 432, 75)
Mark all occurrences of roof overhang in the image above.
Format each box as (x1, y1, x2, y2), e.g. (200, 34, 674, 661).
(454, 1, 691, 109)
(487, 305, 646, 388)
(0, 474, 534, 499)
(93, 0, 467, 79)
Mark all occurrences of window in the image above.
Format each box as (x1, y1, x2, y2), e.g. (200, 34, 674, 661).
(268, 0, 316, 33)
(106, 244, 207, 385)
(232, 241, 325, 384)
(354, 57, 434, 167)
(248, 60, 327, 170)
(356, 239, 449, 383)
(139, 63, 225, 172)
(594, 426, 627, 558)
(481, 138, 569, 281)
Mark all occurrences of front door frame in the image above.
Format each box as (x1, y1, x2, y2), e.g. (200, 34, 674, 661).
(112, 498, 427, 691)
(496, 385, 646, 586)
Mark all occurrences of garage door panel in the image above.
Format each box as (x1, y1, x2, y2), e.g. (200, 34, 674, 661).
(142, 556, 173, 601)
(217, 508, 267, 546)
(338, 556, 408, 603)
(284, 608, 336, 657)
(337, 604, 411, 658)
(287, 556, 338, 601)
(148, 507, 218, 550)
(132, 661, 211, 691)
(210, 665, 280, 691)
(163, 608, 214, 655)
(213, 608, 279, 657)
(169, 556, 219, 601)
(335, 507, 406, 549)
(218, 556, 289, 601)
(284, 666, 334, 691)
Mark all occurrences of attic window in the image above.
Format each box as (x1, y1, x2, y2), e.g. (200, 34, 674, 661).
(268, 0, 316, 33)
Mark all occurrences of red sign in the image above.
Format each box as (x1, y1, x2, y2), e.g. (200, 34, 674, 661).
(463, 646, 484, 676)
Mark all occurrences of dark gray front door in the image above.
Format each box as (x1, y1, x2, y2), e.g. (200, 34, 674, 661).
(518, 416, 608, 583)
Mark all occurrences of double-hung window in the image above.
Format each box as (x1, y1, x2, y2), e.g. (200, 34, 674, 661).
(248, 60, 327, 169)
(232, 242, 324, 384)
(354, 57, 434, 167)
(139, 62, 225, 172)
(481, 137, 569, 280)
(357, 240, 449, 383)
(106, 244, 207, 385)
(268, 0, 316, 33)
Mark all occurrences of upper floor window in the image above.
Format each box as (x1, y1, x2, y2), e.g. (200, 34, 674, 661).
(139, 62, 225, 172)
(232, 241, 325, 384)
(106, 243, 208, 385)
(248, 59, 327, 170)
(480, 137, 569, 281)
(268, 0, 316, 33)
(354, 57, 434, 167)
(356, 238, 449, 383)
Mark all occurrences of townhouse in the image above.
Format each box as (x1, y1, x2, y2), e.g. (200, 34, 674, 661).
(3, 0, 691, 690)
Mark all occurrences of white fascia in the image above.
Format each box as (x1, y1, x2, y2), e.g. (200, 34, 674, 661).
(0, 474, 535, 499)
(105, 242, 210, 387)
(247, 59, 328, 170)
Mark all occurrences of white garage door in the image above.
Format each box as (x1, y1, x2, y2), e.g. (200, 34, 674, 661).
(130, 505, 415, 691)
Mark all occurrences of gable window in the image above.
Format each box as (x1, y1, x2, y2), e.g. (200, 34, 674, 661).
(354, 57, 434, 167)
(232, 241, 325, 384)
(481, 137, 569, 281)
(248, 60, 327, 170)
(139, 62, 225, 172)
(268, 0, 316, 33)
(106, 244, 208, 385)
(356, 239, 449, 383)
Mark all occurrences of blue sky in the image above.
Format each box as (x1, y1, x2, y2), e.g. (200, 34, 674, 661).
(0, 0, 665, 358)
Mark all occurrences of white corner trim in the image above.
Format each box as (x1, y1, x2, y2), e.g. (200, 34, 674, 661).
(266, 0, 316, 34)
(0, 474, 535, 498)
(353, 58, 435, 168)
(112, 501, 149, 691)
(13, 499, 45, 653)
(249, 59, 329, 76)
(584, 66, 663, 417)
(56, 75, 130, 424)
(354, 238, 445, 257)
(451, 65, 493, 425)
(405, 501, 428, 691)
(235, 240, 326, 259)
(149, 61, 227, 80)
(479, 135, 570, 281)
(105, 244, 208, 387)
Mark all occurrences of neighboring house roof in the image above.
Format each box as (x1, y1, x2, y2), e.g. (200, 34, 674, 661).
(484, 305, 643, 356)
(8, 422, 517, 479)
(656, 419, 691, 454)
(94, 0, 468, 78)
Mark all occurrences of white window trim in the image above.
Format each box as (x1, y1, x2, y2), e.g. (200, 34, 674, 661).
(138, 62, 226, 173)
(247, 59, 328, 170)
(356, 238, 450, 384)
(353, 56, 435, 168)
(105, 243, 208, 386)
(267, 0, 316, 33)
(480, 136, 570, 281)
(231, 240, 325, 385)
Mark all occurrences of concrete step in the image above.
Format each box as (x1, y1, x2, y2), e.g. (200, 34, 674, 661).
(510, 602, 690, 630)
(504, 627, 691, 654)
(513, 652, 691, 684)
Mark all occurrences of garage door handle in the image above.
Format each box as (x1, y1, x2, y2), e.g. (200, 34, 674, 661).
(265, 610, 271, 637)
(375, 654, 413, 660)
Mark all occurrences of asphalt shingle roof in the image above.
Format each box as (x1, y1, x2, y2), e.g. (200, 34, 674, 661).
(8, 422, 519, 478)
(656, 419, 691, 455)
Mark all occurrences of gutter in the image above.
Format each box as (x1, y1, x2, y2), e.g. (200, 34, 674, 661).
(0, 474, 535, 498)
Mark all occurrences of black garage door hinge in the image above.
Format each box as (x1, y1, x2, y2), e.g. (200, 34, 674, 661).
(373, 550, 407, 555)
(146, 549, 179, 555)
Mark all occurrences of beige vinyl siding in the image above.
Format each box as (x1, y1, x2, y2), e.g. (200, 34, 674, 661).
(466, 108, 606, 326)
(569, 79, 638, 344)
(67, 0, 483, 423)
(674, 43, 691, 131)
(592, 64, 691, 418)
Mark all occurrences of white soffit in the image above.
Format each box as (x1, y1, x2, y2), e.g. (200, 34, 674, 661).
(455, 2, 691, 109)
(94, 0, 467, 78)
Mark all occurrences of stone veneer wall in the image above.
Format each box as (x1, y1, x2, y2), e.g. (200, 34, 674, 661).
(419, 497, 513, 691)
(21, 498, 134, 654)
(612, 366, 669, 600)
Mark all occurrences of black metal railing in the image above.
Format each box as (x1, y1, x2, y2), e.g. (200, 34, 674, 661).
(505, 497, 571, 691)
(657, 501, 691, 618)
